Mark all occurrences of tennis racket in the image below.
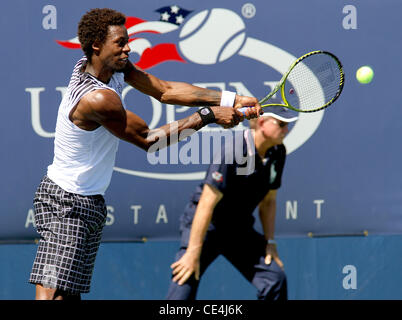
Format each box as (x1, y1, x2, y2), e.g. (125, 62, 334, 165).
(238, 50, 345, 114)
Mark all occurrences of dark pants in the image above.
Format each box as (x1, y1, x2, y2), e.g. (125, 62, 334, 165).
(166, 226, 287, 300)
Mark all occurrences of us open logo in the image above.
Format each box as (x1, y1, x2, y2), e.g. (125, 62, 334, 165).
(52, 6, 325, 180)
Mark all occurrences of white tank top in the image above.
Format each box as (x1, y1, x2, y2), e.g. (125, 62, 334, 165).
(47, 57, 126, 195)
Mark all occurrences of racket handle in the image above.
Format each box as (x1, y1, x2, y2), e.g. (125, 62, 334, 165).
(237, 106, 250, 115)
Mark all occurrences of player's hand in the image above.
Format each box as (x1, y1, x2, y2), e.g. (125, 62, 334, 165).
(170, 250, 201, 285)
(265, 243, 284, 270)
(234, 95, 263, 120)
(210, 106, 244, 129)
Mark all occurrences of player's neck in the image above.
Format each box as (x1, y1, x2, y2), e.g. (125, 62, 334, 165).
(252, 130, 275, 159)
(84, 60, 114, 84)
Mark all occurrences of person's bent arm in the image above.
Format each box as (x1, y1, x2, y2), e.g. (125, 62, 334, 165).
(123, 61, 262, 117)
(76, 89, 244, 151)
(259, 189, 284, 269)
(171, 184, 222, 285)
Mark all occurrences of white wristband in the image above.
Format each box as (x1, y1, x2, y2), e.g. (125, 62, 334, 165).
(266, 239, 277, 245)
(220, 90, 236, 107)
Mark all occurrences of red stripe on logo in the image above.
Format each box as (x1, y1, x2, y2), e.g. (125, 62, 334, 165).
(135, 43, 186, 70)
(55, 40, 81, 49)
(125, 16, 146, 29)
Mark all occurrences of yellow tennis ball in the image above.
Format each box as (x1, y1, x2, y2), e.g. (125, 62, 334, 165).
(356, 66, 374, 84)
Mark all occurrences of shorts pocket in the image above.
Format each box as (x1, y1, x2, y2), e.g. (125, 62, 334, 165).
(59, 190, 76, 219)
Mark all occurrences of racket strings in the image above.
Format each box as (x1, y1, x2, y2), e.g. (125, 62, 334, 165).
(284, 53, 343, 111)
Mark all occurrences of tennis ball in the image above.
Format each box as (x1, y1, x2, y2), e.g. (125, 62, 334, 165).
(179, 9, 246, 64)
(356, 66, 374, 84)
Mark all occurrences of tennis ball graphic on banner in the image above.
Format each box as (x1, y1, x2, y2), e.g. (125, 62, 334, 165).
(356, 66, 374, 84)
(179, 9, 246, 64)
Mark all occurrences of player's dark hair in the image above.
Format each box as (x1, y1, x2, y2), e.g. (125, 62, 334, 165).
(78, 8, 126, 62)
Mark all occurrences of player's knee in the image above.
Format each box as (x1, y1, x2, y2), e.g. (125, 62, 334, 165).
(166, 281, 197, 300)
(276, 269, 287, 285)
(35, 284, 57, 300)
(257, 270, 287, 300)
(272, 269, 287, 290)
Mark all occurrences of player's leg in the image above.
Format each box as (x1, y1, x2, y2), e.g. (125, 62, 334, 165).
(35, 284, 81, 300)
(166, 227, 221, 300)
(221, 230, 287, 301)
(29, 176, 107, 299)
(78, 193, 108, 294)
(250, 257, 287, 300)
(166, 247, 200, 300)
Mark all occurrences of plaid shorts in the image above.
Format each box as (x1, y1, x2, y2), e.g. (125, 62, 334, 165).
(29, 176, 107, 294)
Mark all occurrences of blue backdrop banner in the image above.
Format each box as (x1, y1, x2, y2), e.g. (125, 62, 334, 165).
(1, 0, 401, 242)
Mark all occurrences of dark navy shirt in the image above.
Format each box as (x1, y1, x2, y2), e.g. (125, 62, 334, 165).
(181, 129, 286, 231)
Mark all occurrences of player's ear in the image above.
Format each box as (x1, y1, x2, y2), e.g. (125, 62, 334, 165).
(257, 117, 267, 128)
(92, 40, 102, 56)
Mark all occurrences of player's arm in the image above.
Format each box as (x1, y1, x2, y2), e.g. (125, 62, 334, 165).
(259, 189, 284, 269)
(122, 61, 261, 116)
(171, 184, 223, 285)
(76, 89, 244, 151)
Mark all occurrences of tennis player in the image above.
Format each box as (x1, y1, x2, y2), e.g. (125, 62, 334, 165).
(166, 106, 297, 300)
(28, 8, 261, 300)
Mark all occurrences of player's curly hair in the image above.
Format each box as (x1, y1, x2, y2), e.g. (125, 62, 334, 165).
(78, 8, 126, 62)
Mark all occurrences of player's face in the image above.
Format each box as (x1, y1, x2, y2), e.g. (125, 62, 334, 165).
(261, 117, 289, 144)
(99, 25, 130, 71)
